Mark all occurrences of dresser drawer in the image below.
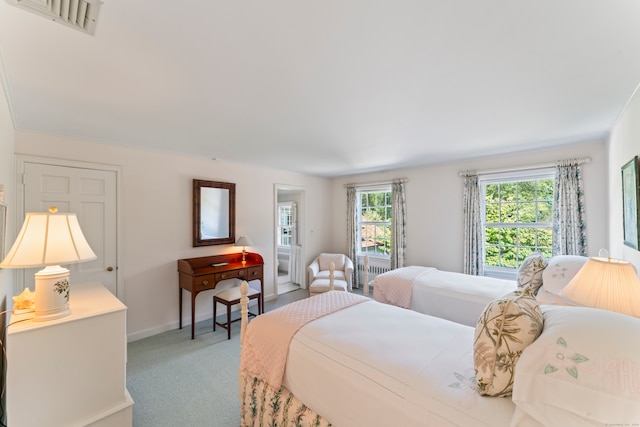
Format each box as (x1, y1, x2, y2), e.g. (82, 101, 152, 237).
(247, 266, 262, 280)
(215, 269, 247, 282)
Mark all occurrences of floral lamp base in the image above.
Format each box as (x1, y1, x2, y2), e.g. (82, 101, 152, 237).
(33, 265, 71, 322)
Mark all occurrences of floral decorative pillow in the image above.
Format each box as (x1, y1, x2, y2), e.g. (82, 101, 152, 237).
(474, 287, 543, 397)
(517, 252, 547, 294)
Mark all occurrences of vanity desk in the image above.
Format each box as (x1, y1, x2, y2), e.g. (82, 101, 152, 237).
(177, 252, 264, 339)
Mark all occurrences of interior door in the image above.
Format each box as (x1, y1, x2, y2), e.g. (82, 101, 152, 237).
(20, 159, 119, 298)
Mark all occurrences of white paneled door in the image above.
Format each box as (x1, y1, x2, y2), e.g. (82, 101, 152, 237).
(20, 159, 119, 298)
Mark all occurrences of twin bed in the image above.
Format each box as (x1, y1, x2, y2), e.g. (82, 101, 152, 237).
(237, 263, 640, 427)
(372, 266, 516, 327)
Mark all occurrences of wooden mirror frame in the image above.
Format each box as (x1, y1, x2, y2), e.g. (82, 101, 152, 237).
(193, 179, 236, 247)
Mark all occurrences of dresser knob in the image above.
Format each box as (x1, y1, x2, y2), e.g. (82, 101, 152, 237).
(202, 280, 209, 285)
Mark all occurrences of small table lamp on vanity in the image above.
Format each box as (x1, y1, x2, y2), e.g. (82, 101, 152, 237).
(235, 235, 253, 265)
(0, 206, 97, 321)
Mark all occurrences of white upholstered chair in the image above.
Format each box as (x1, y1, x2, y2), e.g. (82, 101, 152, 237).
(307, 253, 354, 296)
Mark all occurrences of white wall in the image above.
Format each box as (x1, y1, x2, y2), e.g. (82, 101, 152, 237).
(330, 141, 608, 273)
(0, 71, 15, 316)
(608, 86, 640, 271)
(14, 131, 332, 341)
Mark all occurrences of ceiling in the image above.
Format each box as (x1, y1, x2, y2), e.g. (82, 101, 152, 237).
(1, 1, 639, 177)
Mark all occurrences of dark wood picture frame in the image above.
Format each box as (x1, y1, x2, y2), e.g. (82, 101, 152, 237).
(621, 156, 640, 250)
(193, 179, 236, 247)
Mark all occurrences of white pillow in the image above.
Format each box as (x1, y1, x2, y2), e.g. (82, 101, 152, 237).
(318, 253, 346, 271)
(540, 255, 588, 296)
(512, 305, 640, 425)
(535, 287, 577, 307)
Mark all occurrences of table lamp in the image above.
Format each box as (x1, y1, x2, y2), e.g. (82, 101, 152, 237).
(561, 255, 640, 318)
(235, 235, 253, 264)
(0, 207, 97, 321)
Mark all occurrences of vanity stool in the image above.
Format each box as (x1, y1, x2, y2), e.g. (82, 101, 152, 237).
(214, 285, 262, 339)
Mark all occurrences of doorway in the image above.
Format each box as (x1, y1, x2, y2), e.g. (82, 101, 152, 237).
(274, 185, 305, 295)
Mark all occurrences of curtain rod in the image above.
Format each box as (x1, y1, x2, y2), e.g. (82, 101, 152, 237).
(458, 157, 591, 177)
(343, 178, 408, 188)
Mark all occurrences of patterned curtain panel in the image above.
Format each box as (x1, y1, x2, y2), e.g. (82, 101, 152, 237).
(553, 161, 588, 256)
(391, 179, 407, 270)
(346, 184, 358, 288)
(463, 175, 484, 276)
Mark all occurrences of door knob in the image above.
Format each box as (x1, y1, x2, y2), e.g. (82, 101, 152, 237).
(106, 266, 114, 272)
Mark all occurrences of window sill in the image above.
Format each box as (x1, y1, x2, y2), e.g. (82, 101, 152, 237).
(483, 267, 517, 281)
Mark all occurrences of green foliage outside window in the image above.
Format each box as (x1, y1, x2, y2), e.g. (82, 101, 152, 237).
(359, 191, 392, 256)
(484, 178, 554, 268)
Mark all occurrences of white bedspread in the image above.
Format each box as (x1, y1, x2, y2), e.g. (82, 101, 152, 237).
(411, 269, 516, 326)
(282, 301, 537, 427)
(373, 267, 517, 327)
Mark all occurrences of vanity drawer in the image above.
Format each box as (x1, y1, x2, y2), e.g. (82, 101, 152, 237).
(247, 266, 262, 280)
(215, 269, 247, 282)
(195, 275, 216, 290)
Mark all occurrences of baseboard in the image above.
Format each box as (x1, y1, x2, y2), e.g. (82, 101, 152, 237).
(127, 294, 275, 342)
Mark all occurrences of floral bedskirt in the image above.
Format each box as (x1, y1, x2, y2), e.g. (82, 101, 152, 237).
(239, 373, 332, 427)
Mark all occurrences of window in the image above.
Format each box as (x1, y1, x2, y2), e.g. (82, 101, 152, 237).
(277, 203, 294, 247)
(481, 170, 554, 274)
(357, 188, 392, 257)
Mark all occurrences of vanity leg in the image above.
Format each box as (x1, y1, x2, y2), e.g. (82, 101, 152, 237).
(191, 292, 196, 339)
(179, 288, 183, 329)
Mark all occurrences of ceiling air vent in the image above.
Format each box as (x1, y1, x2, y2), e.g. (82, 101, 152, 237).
(7, 0, 103, 35)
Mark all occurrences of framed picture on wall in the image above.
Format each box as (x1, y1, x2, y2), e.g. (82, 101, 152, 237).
(621, 156, 640, 250)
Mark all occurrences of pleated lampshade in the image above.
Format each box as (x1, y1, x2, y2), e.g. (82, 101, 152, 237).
(561, 256, 640, 318)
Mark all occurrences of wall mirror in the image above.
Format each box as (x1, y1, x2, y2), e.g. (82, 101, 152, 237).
(193, 179, 236, 246)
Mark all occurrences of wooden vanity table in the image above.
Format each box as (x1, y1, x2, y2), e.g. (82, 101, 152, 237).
(177, 252, 264, 339)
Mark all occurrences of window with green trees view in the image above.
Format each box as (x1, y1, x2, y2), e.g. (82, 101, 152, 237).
(482, 172, 554, 271)
(357, 188, 392, 257)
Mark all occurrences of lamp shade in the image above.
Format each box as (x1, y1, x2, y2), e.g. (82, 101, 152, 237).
(0, 211, 97, 268)
(561, 256, 640, 318)
(235, 235, 253, 247)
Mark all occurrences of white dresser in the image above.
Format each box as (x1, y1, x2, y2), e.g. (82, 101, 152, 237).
(7, 282, 133, 427)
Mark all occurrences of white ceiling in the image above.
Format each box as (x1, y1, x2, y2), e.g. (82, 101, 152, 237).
(1, 1, 639, 177)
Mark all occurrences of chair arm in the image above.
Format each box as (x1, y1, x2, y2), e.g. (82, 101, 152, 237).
(307, 258, 320, 285)
(344, 257, 354, 291)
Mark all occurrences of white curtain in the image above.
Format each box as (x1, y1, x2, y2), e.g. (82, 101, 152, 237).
(463, 174, 483, 275)
(346, 184, 358, 288)
(553, 160, 588, 256)
(391, 179, 407, 270)
(289, 244, 304, 287)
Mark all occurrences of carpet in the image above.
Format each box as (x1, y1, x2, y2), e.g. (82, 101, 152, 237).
(127, 289, 307, 427)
